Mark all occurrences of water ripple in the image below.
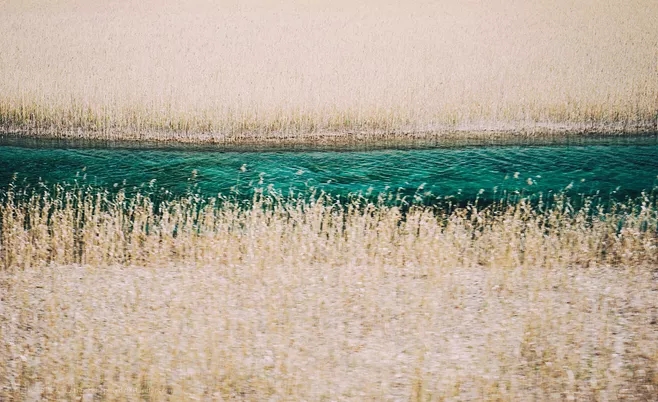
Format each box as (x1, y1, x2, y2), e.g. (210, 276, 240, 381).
(1, 142, 657, 202)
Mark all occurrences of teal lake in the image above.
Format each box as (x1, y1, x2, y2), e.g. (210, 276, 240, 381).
(1, 136, 657, 205)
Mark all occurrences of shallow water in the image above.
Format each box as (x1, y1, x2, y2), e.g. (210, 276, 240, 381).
(1, 136, 657, 204)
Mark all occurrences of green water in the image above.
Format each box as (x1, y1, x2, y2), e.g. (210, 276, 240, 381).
(1, 136, 657, 205)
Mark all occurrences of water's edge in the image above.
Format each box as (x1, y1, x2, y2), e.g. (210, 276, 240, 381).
(2, 130, 657, 153)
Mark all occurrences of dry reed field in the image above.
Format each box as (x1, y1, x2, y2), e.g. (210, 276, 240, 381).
(1, 0, 658, 144)
(1, 186, 657, 400)
(2, 0, 658, 399)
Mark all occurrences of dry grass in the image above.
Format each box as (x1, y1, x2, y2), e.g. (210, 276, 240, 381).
(1, 185, 657, 399)
(1, 0, 658, 144)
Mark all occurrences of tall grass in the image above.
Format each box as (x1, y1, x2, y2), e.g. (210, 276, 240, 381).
(1, 184, 657, 399)
(1, 0, 657, 143)
(1, 183, 656, 270)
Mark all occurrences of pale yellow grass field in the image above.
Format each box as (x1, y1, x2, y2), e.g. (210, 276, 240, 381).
(1, 0, 657, 143)
(1, 188, 657, 399)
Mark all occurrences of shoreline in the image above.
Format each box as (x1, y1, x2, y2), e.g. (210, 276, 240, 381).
(2, 122, 657, 151)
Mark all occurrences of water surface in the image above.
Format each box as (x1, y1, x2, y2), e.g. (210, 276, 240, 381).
(1, 136, 657, 205)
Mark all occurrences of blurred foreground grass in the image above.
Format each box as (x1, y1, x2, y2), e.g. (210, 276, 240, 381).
(1, 185, 657, 399)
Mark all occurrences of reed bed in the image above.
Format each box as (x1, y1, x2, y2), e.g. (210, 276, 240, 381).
(1, 185, 657, 399)
(1, 0, 658, 144)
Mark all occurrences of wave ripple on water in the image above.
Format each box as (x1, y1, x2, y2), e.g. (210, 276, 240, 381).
(1, 140, 657, 203)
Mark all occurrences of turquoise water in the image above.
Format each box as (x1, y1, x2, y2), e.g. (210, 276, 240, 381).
(1, 137, 657, 205)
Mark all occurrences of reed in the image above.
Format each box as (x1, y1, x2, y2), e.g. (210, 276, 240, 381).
(1, 0, 657, 144)
(1, 184, 657, 399)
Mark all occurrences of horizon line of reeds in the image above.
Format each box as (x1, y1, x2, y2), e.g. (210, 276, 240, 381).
(2, 99, 657, 144)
